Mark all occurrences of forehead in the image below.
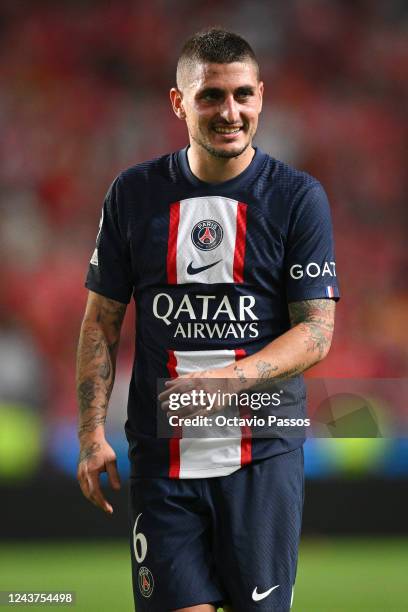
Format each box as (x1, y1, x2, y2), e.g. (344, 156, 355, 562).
(186, 61, 259, 92)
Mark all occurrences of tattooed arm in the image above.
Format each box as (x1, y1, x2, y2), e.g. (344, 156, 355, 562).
(159, 299, 335, 411)
(76, 290, 127, 514)
(227, 298, 336, 388)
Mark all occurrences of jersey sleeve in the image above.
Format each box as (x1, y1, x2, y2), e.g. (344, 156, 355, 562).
(285, 181, 340, 302)
(85, 176, 133, 304)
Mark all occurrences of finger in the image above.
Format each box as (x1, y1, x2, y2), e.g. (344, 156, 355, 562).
(167, 404, 197, 418)
(162, 377, 186, 390)
(159, 380, 195, 403)
(191, 407, 213, 418)
(159, 381, 188, 399)
(160, 397, 186, 411)
(106, 458, 121, 490)
(158, 384, 183, 402)
(158, 389, 171, 402)
(87, 472, 113, 514)
(78, 461, 93, 494)
(78, 469, 90, 499)
(164, 378, 179, 387)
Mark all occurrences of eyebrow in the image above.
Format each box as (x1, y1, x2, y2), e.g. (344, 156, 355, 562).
(198, 85, 256, 97)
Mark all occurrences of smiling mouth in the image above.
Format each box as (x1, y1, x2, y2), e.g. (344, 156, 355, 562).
(212, 125, 243, 134)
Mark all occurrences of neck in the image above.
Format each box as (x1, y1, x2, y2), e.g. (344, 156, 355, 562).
(187, 143, 255, 183)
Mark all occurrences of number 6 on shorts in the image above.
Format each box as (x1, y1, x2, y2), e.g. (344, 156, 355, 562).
(133, 513, 147, 563)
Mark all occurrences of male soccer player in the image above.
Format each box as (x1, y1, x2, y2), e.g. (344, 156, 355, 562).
(77, 29, 339, 612)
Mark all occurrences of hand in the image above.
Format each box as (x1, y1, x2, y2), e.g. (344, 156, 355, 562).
(77, 438, 121, 514)
(159, 370, 240, 418)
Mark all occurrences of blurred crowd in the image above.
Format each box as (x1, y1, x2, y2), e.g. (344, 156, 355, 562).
(0, 0, 407, 427)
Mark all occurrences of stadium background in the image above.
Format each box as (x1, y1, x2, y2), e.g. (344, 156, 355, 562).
(0, 0, 407, 610)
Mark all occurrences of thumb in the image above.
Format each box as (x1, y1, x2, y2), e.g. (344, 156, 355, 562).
(106, 458, 121, 490)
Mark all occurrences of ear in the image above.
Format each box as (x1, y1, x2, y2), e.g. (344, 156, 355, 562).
(258, 81, 264, 113)
(170, 87, 186, 120)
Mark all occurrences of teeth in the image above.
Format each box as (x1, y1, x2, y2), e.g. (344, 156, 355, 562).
(214, 127, 241, 134)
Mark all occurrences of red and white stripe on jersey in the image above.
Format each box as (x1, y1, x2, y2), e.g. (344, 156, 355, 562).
(167, 348, 251, 479)
(235, 348, 252, 466)
(167, 196, 247, 285)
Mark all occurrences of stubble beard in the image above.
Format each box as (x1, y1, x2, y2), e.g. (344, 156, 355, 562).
(192, 125, 255, 159)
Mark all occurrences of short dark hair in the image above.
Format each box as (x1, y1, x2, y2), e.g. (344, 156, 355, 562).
(176, 28, 259, 88)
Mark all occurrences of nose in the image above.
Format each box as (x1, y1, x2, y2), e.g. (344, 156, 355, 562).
(219, 95, 240, 124)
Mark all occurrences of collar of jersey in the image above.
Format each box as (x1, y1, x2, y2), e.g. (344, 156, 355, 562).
(178, 145, 267, 190)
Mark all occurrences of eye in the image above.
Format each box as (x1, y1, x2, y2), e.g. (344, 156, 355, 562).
(199, 89, 223, 102)
(236, 90, 253, 100)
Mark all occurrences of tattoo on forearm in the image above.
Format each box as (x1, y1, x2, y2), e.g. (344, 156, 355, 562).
(275, 363, 307, 378)
(98, 358, 111, 380)
(232, 300, 334, 392)
(79, 442, 101, 463)
(253, 360, 279, 387)
(289, 299, 335, 360)
(78, 414, 107, 437)
(256, 360, 278, 379)
(76, 297, 126, 437)
(252, 359, 306, 388)
(77, 379, 96, 414)
(233, 364, 247, 384)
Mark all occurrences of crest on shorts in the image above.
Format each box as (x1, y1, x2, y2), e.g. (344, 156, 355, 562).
(191, 219, 223, 251)
(138, 566, 154, 598)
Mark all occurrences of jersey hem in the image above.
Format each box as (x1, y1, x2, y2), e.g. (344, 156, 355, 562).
(129, 441, 306, 479)
(175, 464, 242, 478)
(287, 286, 340, 302)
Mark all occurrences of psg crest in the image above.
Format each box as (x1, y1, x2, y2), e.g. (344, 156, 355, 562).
(191, 219, 223, 251)
(138, 566, 154, 598)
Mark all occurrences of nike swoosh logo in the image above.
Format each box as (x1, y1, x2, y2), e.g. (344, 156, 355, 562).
(187, 260, 222, 275)
(252, 585, 280, 602)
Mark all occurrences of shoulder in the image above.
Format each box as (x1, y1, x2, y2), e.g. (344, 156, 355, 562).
(260, 153, 321, 201)
(102, 151, 179, 212)
(251, 152, 328, 230)
(102, 151, 182, 223)
(115, 151, 179, 189)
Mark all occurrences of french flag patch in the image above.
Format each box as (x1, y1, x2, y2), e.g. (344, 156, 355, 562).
(325, 286, 335, 298)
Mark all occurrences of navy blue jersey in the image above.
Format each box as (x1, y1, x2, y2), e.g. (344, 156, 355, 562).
(85, 147, 339, 478)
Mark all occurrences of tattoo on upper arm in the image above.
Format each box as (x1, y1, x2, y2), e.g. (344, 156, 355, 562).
(95, 298, 127, 337)
(288, 299, 335, 359)
(288, 299, 334, 326)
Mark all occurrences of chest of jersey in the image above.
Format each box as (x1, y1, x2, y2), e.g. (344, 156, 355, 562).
(131, 194, 285, 292)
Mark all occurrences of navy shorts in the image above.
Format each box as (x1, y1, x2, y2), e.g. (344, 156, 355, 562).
(129, 447, 304, 611)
